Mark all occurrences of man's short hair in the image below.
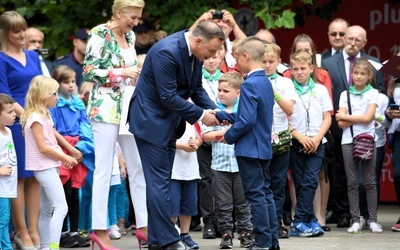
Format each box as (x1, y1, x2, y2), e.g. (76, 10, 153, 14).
(192, 20, 225, 42)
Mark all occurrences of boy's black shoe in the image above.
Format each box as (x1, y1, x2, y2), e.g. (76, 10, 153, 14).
(60, 233, 79, 248)
(203, 224, 216, 239)
(220, 234, 233, 249)
(238, 232, 252, 248)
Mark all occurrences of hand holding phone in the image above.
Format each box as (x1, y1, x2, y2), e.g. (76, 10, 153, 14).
(389, 104, 400, 110)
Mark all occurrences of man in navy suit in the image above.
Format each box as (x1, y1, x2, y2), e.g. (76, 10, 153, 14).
(321, 18, 349, 59)
(128, 20, 224, 250)
(322, 25, 384, 228)
(221, 37, 279, 250)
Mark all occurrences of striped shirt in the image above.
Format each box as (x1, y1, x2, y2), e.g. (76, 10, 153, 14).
(25, 112, 62, 171)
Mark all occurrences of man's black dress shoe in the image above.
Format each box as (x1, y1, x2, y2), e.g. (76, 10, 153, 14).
(149, 243, 161, 250)
(162, 240, 188, 250)
(337, 217, 350, 228)
(249, 244, 280, 250)
(325, 210, 338, 224)
(269, 246, 280, 250)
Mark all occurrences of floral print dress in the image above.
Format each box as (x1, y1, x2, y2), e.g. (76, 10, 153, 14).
(83, 22, 137, 124)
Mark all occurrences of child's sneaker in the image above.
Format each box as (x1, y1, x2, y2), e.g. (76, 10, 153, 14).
(391, 217, 400, 232)
(220, 234, 233, 249)
(108, 225, 121, 240)
(181, 234, 199, 249)
(78, 230, 91, 242)
(307, 221, 324, 237)
(369, 222, 383, 233)
(347, 222, 361, 234)
(238, 232, 252, 248)
(289, 222, 313, 237)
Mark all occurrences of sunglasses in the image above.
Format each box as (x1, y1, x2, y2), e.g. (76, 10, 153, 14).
(329, 32, 345, 37)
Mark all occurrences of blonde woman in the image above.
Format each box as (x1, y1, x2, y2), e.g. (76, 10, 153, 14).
(83, 0, 147, 249)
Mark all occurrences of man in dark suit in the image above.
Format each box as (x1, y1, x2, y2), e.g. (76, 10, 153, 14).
(221, 37, 278, 250)
(128, 20, 224, 250)
(321, 18, 349, 59)
(322, 25, 384, 228)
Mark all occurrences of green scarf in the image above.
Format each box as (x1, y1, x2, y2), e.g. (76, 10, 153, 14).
(202, 68, 222, 81)
(268, 73, 279, 80)
(349, 84, 373, 97)
(293, 78, 315, 95)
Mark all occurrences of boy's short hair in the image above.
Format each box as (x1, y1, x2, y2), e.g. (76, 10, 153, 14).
(0, 93, 15, 113)
(219, 72, 243, 90)
(236, 36, 265, 62)
(264, 43, 281, 58)
(290, 50, 312, 66)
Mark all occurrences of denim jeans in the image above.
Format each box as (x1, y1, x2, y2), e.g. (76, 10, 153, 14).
(290, 145, 325, 223)
(392, 132, 400, 206)
(116, 179, 129, 221)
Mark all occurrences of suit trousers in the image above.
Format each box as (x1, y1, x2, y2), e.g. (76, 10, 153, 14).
(91, 122, 147, 229)
(236, 157, 278, 248)
(134, 136, 180, 247)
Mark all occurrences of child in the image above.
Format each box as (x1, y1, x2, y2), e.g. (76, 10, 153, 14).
(288, 50, 332, 237)
(335, 58, 382, 233)
(50, 65, 92, 248)
(262, 43, 296, 239)
(220, 37, 279, 250)
(171, 119, 202, 249)
(20, 75, 79, 250)
(197, 45, 224, 239)
(203, 72, 253, 249)
(0, 94, 17, 250)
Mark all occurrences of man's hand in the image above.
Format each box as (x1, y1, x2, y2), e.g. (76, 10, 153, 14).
(202, 110, 220, 126)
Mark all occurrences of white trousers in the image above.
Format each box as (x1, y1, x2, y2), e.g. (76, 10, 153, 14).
(35, 168, 68, 248)
(91, 121, 147, 229)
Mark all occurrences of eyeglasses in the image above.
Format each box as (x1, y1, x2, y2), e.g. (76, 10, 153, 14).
(329, 32, 345, 37)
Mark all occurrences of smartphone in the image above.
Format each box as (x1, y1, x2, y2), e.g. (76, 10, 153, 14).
(389, 104, 400, 110)
(215, 135, 223, 141)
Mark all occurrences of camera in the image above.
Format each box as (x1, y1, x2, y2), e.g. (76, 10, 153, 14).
(212, 11, 224, 20)
(34, 48, 49, 55)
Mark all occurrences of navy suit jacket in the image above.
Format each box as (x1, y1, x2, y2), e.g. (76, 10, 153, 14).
(321, 49, 332, 60)
(321, 52, 384, 137)
(128, 30, 216, 146)
(224, 70, 274, 160)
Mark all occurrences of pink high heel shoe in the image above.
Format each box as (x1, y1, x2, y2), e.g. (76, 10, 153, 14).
(90, 231, 120, 250)
(135, 230, 148, 250)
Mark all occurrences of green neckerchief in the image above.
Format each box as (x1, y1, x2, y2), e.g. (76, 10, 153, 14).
(293, 78, 315, 95)
(268, 73, 279, 80)
(349, 84, 373, 97)
(202, 68, 222, 81)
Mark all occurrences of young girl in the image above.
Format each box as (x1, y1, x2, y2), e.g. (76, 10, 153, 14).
(21, 75, 79, 250)
(50, 65, 92, 248)
(335, 58, 382, 234)
(288, 51, 332, 238)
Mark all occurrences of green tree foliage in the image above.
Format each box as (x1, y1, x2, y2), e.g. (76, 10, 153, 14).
(0, 0, 338, 59)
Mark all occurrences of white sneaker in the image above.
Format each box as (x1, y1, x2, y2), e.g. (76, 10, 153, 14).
(360, 216, 366, 230)
(109, 224, 121, 239)
(370, 222, 383, 233)
(347, 222, 361, 234)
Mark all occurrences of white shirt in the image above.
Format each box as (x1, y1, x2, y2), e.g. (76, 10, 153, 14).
(339, 88, 379, 144)
(0, 128, 17, 198)
(375, 93, 389, 147)
(172, 122, 201, 180)
(289, 84, 333, 143)
(271, 76, 297, 133)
